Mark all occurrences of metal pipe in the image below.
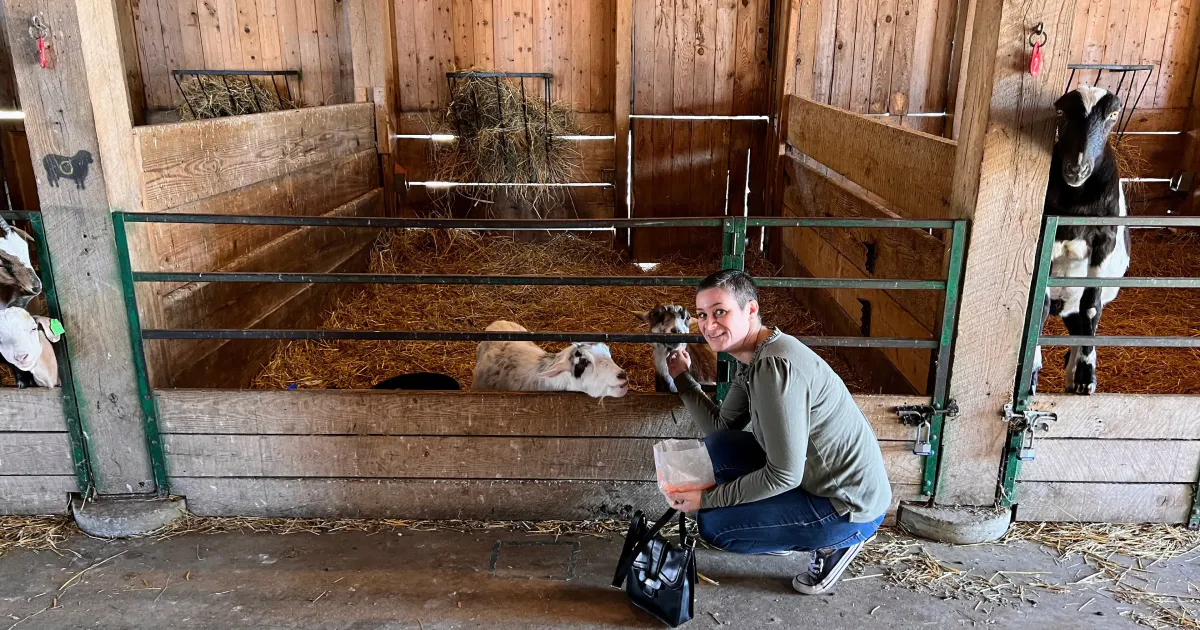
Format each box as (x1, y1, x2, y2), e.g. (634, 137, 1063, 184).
(1046, 277, 1200, 288)
(1037, 335, 1200, 348)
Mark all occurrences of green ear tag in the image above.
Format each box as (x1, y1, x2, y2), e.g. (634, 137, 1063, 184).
(49, 319, 65, 336)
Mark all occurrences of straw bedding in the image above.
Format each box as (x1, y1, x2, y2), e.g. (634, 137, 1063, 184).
(1037, 228, 1200, 395)
(176, 74, 292, 121)
(252, 229, 868, 392)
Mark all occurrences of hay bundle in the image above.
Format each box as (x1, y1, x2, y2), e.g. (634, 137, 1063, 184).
(253, 230, 866, 392)
(178, 75, 292, 121)
(430, 73, 580, 215)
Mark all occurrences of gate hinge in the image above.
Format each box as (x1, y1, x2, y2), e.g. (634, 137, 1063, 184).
(894, 400, 958, 457)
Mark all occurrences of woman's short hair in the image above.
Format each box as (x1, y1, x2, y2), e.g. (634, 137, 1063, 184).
(697, 269, 758, 309)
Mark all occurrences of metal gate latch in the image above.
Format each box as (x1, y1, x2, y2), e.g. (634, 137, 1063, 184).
(1003, 403, 1057, 462)
(895, 401, 959, 457)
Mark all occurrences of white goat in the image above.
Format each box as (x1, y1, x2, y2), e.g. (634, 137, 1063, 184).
(473, 320, 629, 398)
(0, 307, 60, 387)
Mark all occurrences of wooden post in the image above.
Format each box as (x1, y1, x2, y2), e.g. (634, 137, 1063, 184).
(935, 0, 1079, 506)
(3, 0, 156, 494)
(347, 0, 397, 214)
(614, 0, 632, 228)
(1177, 24, 1200, 217)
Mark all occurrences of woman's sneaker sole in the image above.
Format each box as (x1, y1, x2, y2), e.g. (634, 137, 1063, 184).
(791, 535, 875, 595)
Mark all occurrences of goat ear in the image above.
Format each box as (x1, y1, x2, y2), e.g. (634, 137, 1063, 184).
(537, 353, 573, 379)
(633, 310, 651, 323)
(34, 316, 60, 343)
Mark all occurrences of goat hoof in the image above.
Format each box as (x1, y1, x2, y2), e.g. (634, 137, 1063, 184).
(1069, 381, 1096, 395)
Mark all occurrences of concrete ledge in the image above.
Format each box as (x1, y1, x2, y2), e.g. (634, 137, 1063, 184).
(71, 495, 187, 539)
(896, 502, 1011, 545)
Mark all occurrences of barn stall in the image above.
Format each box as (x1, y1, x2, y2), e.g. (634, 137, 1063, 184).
(0, 0, 1196, 533)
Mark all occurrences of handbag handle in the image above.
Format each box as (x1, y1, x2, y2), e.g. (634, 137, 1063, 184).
(612, 508, 678, 588)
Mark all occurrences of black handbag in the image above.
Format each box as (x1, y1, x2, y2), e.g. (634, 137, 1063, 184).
(612, 508, 697, 627)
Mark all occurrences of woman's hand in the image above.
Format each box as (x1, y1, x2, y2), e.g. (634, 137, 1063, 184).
(664, 489, 703, 513)
(667, 349, 692, 379)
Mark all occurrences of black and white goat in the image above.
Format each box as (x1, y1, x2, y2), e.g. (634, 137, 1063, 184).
(1033, 86, 1131, 395)
(472, 320, 630, 398)
(636, 304, 717, 392)
(1, 217, 43, 388)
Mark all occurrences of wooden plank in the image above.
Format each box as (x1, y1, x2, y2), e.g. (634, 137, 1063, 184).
(157, 0, 187, 109)
(1121, 0, 1155, 79)
(888, 0, 916, 114)
(1102, 0, 1131, 88)
(218, 0, 244, 68)
(869, 0, 898, 114)
(1015, 482, 1194, 523)
(296, 0, 323, 105)
(257, 0, 283, 71)
(532, 0, 554, 73)
(135, 103, 375, 212)
(134, 0, 171, 110)
(1125, 107, 1189, 131)
(236, 0, 263, 70)
(1154, 0, 1191, 107)
(146, 150, 377, 281)
(615, 0, 633, 221)
(1030, 394, 1200, 439)
(569, 0, 590, 110)
(849, 0, 878, 113)
(0, 389, 66, 432)
(1018, 439, 1200, 483)
(451, 0, 476, 69)
(412, 0, 440, 108)
(786, 95, 955, 218)
(811, 0, 837, 103)
(692, 0, 718, 218)
(276, 0, 303, 75)
(1140, 0, 1174, 110)
(317, 0, 344, 103)
(552, 0, 570, 103)
(172, 476, 921, 520)
(595, 0, 615, 112)
(433, 0, 456, 105)
(162, 433, 924, 482)
(1121, 133, 1185, 178)
(781, 156, 945, 330)
(8, 0, 156, 493)
(937, 0, 1084, 505)
(0, 476, 75, 516)
(905, 0, 936, 113)
(493, 0, 515, 71)
(156, 389, 925, 440)
(197, 0, 226, 69)
(0, 433, 74, 475)
(471, 0, 494, 69)
(831, 0, 860, 108)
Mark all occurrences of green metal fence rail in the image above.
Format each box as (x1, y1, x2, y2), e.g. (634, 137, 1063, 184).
(112, 213, 969, 498)
(1004, 215, 1200, 528)
(1, 210, 93, 496)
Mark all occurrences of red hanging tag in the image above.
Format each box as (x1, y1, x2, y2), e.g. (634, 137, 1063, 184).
(1030, 41, 1043, 77)
(37, 35, 46, 69)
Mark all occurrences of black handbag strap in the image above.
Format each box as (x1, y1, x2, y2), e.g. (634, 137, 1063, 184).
(612, 508, 678, 588)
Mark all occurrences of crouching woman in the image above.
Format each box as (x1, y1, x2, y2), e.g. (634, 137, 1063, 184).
(664, 270, 890, 595)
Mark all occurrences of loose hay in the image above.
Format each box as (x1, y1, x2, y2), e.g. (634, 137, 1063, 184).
(253, 229, 869, 392)
(1038, 228, 1200, 394)
(177, 74, 293, 121)
(430, 72, 580, 214)
(0, 517, 75, 559)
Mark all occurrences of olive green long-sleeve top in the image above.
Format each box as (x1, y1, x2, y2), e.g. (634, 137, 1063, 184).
(676, 329, 891, 523)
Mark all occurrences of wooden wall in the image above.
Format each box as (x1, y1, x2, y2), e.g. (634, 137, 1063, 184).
(131, 0, 357, 114)
(0, 390, 76, 515)
(128, 103, 380, 388)
(155, 390, 926, 522)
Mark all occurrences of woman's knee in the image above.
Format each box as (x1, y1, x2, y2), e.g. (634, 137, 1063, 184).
(696, 513, 730, 550)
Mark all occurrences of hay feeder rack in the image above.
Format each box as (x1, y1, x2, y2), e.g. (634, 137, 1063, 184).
(172, 69, 302, 119)
(1063, 63, 1154, 145)
(445, 71, 555, 154)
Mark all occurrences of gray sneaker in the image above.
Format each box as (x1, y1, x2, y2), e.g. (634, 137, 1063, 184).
(791, 535, 874, 595)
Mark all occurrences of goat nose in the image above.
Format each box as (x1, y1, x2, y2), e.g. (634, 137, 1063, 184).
(14, 353, 29, 364)
(617, 371, 627, 381)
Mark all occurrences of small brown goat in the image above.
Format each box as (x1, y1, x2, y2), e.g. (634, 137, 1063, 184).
(636, 304, 717, 393)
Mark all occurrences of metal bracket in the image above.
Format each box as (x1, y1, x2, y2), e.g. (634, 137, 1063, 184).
(1003, 403, 1057, 462)
(895, 400, 958, 457)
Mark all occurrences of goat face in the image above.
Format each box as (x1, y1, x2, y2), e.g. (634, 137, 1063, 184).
(1053, 86, 1121, 188)
(540, 342, 629, 398)
(0, 307, 43, 372)
(637, 305, 692, 354)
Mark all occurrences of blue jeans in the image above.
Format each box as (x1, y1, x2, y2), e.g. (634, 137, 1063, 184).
(696, 430, 884, 555)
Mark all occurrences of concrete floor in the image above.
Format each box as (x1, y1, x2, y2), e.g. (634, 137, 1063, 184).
(0, 526, 1194, 629)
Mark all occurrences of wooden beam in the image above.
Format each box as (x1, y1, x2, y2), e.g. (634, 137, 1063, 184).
(614, 0, 632, 224)
(785, 94, 956, 218)
(1030, 394, 1200, 439)
(0, 433, 75, 475)
(4, 0, 156, 493)
(0, 476, 75, 515)
(171, 477, 922, 522)
(1177, 14, 1200, 216)
(1015, 482, 1194, 523)
(134, 103, 376, 212)
(155, 390, 926, 441)
(935, 0, 1081, 506)
(0, 389, 66, 431)
(1017, 439, 1200, 483)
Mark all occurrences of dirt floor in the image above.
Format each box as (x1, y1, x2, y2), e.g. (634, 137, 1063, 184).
(2, 519, 1198, 629)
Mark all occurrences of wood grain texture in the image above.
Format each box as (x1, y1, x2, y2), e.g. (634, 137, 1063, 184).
(0, 476, 75, 515)
(136, 103, 374, 212)
(155, 389, 926, 440)
(0, 389, 67, 432)
(889, 0, 916, 114)
(1030, 394, 1200, 439)
(162, 433, 924, 482)
(171, 476, 921, 520)
(786, 95, 956, 218)
(869, 0, 898, 114)
(1015, 482, 1194, 523)
(937, 0, 1082, 506)
(7, 0, 155, 493)
(0, 433, 75, 475)
(615, 0, 633, 220)
(831, 0, 860, 109)
(1018, 439, 1200, 483)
